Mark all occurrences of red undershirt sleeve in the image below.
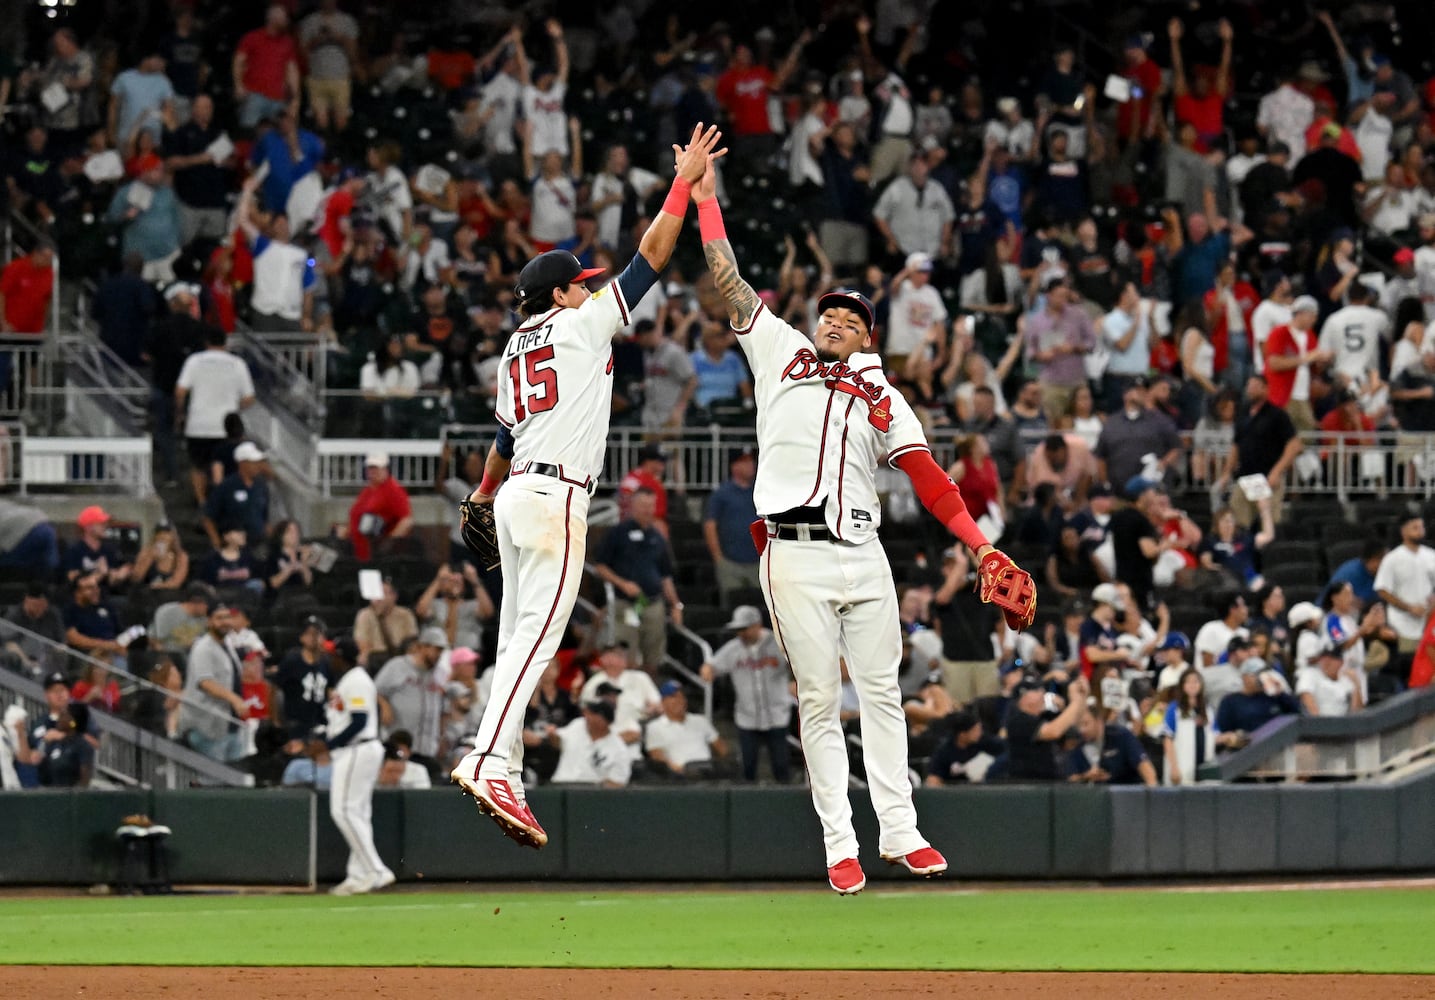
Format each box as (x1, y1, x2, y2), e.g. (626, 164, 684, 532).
(893, 450, 990, 554)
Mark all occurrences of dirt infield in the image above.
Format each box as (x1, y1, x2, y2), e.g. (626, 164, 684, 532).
(13, 967, 1433, 999)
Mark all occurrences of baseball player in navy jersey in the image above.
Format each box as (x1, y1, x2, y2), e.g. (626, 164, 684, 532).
(692, 160, 1034, 894)
(450, 125, 725, 848)
(326, 636, 395, 895)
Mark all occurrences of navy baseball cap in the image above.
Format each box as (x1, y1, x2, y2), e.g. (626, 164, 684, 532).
(816, 288, 876, 335)
(659, 680, 683, 697)
(515, 250, 605, 303)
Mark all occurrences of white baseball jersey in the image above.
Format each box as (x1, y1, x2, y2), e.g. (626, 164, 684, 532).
(735, 303, 927, 543)
(497, 283, 631, 483)
(1318, 304, 1389, 382)
(327, 667, 379, 743)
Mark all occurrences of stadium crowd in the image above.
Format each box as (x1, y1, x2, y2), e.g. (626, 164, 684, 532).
(4, 0, 1435, 790)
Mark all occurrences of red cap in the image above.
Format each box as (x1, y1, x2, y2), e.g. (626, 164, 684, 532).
(77, 505, 110, 529)
(1394, 247, 1416, 265)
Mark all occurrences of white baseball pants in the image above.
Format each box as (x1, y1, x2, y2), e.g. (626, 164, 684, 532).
(759, 533, 929, 867)
(462, 475, 590, 787)
(329, 740, 392, 885)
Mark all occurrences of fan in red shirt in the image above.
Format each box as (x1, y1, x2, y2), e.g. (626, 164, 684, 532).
(1202, 260, 1258, 380)
(234, 4, 300, 125)
(1318, 387, 1375, 445)
(1116, 36, 1163, 143)
(1168, 17, 1232, 152)
(617, 444, 669, 528)
(72, 660, 123, 713)
(1262, 297, 1330, 418)
(948, 434, 1002, 523)
(0, 242, 55, 335)
(716, 32, 810, 139)
(348, 451, 414, 562)
(317, 168, 365, 257)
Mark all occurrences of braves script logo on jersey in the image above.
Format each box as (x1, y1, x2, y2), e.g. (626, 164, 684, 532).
(780, 349, 894, 431)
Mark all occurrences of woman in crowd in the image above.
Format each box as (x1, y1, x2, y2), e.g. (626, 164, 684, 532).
(1046, 521, 1107, 599)
(1057, 383, 1103, 450)
(1198, 500, 1274, 589)
(264, 520, 316, 606)
(131, 520, 189, 592)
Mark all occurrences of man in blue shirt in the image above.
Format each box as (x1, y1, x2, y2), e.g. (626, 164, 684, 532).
(703, 449, 759, 603)
(62, 506, 132, 591)
(1168, 210, 1232, 308)
(1214, 657, 1299, 738)
(691, 323, 752, 410)
(593, 488, 683, 670)
(202, 442, 271, 548)
(250, 108, 323, 215)
(1320, 537, 1386, 607)
(1063, 711, 1157, 785)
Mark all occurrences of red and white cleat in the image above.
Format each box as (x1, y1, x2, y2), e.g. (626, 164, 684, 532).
(451, 771, 548, 849)
(881, 846, 948, 877)
(827, 858, 866, 895)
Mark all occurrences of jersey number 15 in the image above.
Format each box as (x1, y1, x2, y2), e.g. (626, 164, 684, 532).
(508, 345, 558, 422)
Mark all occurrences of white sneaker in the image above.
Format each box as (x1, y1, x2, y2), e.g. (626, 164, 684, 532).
(329, 878, 367, 896)
(370, 870, 396, 891)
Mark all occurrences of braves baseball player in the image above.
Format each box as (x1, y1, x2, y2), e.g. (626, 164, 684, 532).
(450, 124, 725, 848)
(326, 635, 396, 896)
(692, 161, 1036, 893)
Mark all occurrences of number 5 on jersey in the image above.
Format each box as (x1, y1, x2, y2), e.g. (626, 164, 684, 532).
(508, 344, 559, 423)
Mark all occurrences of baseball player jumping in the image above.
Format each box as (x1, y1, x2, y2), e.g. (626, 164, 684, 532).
(692, 161, 1036, 893)
(450, 124, 725, 848)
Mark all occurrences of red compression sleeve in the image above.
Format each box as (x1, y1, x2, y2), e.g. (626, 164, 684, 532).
(477, 473, 502, 496)
(894, 450, 990, 555)
(698, 197, 726, 242)
(661, 177, 692, 217)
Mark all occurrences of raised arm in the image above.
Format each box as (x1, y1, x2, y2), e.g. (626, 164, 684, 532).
(1215, 19, 1234, 96)
(695, 163, 761, 329)
(629, 123, 723, 278)
(1167, 19, 1189, 97)
(546, 20, 569, 85)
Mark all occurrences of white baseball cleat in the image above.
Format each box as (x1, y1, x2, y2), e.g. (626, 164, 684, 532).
(369, 870, 397, 892)
(329, 878, 368, 896)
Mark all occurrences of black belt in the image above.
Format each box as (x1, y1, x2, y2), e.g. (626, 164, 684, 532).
(769, 504, 827, 526)
(769, 522, 835, 542)
(515, 461, 597, 496)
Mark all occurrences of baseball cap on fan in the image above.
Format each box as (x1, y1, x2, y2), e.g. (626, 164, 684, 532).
(816, 288, 876, 335)
(515, 249, 605, 304)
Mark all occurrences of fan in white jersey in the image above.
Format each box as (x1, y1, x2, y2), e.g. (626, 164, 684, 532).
(325, 636, 396, 896)
(1317, 280, 1390, 390)
(692, 158, 1028, 894)
(450, 125, 725, 849)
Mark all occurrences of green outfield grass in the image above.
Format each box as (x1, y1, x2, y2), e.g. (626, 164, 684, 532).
(0, 885, 1428, 973)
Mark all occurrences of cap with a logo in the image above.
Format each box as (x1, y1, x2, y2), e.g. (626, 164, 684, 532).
(815, 288, 876, 335)
(300, 615, 328, 634)
(515, 249, 605, 303)
(1013, 674, 1046, 696)
(77, 505, 110, 528)
(44, 671, 68, 689)
(365, 451, 390, 468)
(417, 626, 450, 649)
(1159, 631, 1190, 651)
(659, 680, 683, 697)
(1091, 583, 1125, 611)
(233, 442, 265, 463)
(163, 281, 200, 302)
(724, 605, 764, 630)
(905, 251, 934, 273)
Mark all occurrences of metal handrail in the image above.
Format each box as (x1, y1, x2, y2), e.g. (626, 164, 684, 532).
(0, 668, 252, 788)
(231, 330, 326, 430)
(0, 620, 244, 735)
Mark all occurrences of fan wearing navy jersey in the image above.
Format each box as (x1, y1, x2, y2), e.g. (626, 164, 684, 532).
(450, 125, 724, 849)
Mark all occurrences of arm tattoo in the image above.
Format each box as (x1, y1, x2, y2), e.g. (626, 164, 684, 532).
(703, 238, 761, 329)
